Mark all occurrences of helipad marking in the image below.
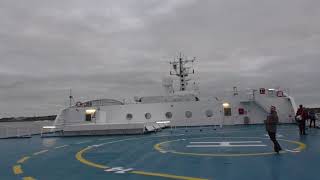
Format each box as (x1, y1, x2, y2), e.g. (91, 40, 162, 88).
(13, 165, 23, 174)
(17, 156, 30, 164)
(54, 145, 69, 149)
(105, 167, 134, 174)
(131, 171, 208, 180)
(285, 149, 301, 153)
(23, 177, 36, 180)
(187, 145, 267, 148)
(190, 141, 262, 144)
(98, 137, 114, 141)
(75, 138, 139, 169)
(75, 140, 92, 144)
(187, 141, 266, 147)
(154, 137, 306, 157)
(75, 146, 109, 169)
(154, 134, 185, 138)
(13, 134, 204, 180)
(33, 150, 48, 155)
(264, 134, 283, 138)
(75, 137, 208, 180)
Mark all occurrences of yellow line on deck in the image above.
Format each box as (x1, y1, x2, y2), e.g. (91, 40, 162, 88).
(75, 147, 108, 169)
(23, 177, 36, 180)
(131, 171, 208, 180)
(76, 145, 209, 180)
(17, 156, 30, 164)
(13, 165, 23, 174)
(33, 150, 48, 156)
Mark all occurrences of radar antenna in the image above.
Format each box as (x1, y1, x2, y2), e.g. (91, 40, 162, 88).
(69, 89, 74, 107)
(169, 53, 196, 91)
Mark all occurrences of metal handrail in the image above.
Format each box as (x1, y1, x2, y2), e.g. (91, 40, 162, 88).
(0, 125, 32, 139)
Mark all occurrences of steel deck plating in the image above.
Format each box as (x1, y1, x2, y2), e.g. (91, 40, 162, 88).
(1, 124, 319, 180)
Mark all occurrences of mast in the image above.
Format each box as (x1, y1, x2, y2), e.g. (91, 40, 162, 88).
(69, 89, 73, 107)
(170, 53, 196, 91)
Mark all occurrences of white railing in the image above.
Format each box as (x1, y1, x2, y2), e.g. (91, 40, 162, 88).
(40, 124, 65, 137)
(0, 125, 32, 138)
(0, 121, 54, 139)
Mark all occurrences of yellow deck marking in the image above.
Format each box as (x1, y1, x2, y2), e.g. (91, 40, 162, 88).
(131, 171, 208, 180)
(75, 147, 108, 169)
(13, 165, 23, 174)
(154, 137, 306, 157)
(33, 150, 48, 155)
(76, 142, 209, 180)
(17, 156, 30, 164)
(23, 177, 36, 180)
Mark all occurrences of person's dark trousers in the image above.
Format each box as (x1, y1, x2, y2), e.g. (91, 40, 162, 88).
(310, 119, 316, 128)
(299, 120, 306, 135)
(298, 121, 302, 135)
(268, 131, 282, 152)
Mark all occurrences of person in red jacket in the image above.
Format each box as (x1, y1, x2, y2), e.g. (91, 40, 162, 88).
(296, 104, 308, 135)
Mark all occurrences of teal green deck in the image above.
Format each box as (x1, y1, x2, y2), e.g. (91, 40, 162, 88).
(1, 125, 319, 180)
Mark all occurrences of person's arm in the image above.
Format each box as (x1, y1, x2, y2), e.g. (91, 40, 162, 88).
(274, 114, 279, 124)
(265, 115, 270, 124)
(296, 109, 300, 116)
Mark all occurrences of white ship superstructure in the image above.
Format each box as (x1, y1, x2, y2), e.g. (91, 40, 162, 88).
(44, 55, 297, 136)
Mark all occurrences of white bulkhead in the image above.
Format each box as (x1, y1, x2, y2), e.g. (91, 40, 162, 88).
(47, 55, 297, 136)
(51, 88, 296, 136)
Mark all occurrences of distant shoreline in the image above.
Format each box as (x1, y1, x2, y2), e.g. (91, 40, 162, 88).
(0, 115, 56, 122)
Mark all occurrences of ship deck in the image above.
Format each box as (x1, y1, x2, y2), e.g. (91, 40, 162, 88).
(1, 124, 319, 180)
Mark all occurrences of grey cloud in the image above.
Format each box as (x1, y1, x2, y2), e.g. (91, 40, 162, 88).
(0, 0, 320, 116)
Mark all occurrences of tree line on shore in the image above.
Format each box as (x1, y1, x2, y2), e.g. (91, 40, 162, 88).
(0, 115, 56, 122)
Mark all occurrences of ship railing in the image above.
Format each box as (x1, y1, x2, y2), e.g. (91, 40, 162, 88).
(166, 118, 222, 135)
(40, 124, 64, 137)
(0, 121, 54, 139)
(0, 125, 32, 139)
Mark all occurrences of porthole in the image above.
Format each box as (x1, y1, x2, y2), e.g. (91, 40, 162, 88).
(145, 113, 151, 119)
(126, 113, 133, 120)
(165, 112, 172, 119)
(185, 111, 192, 118)
(206, 110, 213, 117)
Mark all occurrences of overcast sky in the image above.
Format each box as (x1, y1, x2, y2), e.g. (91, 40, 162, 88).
(0, 0, 320, 117)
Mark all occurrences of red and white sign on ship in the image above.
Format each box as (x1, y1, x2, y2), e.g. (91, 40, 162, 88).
(277, 90, 284, 97)
(259, 88, 266, 94)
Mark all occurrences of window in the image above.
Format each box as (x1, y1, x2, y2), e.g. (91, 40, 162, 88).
(224, 108, 232, 116)
(126, 113, 133, 120)
(205, 110, 213, 117)
(85, 109, 96, 121)
(85, 114, 91, 121)
(185, 111, 192, 118)
(165, 112, 172, 119)
(145, 113, 151, 119)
